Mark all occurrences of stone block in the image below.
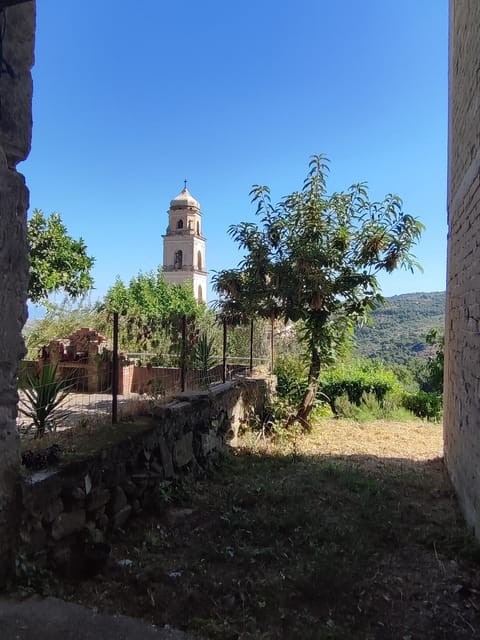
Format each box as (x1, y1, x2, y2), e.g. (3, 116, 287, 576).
(51, 510, 86, 541)
(86, 488, 111, 512)
(110, 505, 132, 530)
(96, 512, 109, 531)
(158, 437, 174, 478)
(173, 432, 193, 468)
(200, 432, 222, 457)
(20, 527, 47, 553)
(42, 498, 64, 524)
(122, 479, 138, 497)
(107, 487, 127, 515)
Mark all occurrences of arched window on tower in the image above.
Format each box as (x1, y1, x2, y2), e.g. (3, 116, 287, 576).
(198, 285, 203, 302)
(177, 219, 184, 229)
(197, 250, 202, 271)
(196, 221, 200, 235)
(174, 250, 183, 270)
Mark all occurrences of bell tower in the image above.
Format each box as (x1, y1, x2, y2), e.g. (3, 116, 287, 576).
(162, 183, 207, 303)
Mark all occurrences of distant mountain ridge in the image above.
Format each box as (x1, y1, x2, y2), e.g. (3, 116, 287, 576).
(354, 291, 445, 364)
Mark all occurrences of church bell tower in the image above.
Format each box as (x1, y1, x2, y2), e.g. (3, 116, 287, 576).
(162, 184, 207, 303)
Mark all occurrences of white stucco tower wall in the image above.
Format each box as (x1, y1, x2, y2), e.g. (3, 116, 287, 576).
(162, 186, 207, 303)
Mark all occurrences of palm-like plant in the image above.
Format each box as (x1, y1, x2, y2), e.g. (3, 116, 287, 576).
(19, 364, 73, 438)
(193, 332, 217, 388)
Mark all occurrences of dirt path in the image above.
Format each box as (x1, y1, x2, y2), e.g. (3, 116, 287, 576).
(20, 420, 480, 639)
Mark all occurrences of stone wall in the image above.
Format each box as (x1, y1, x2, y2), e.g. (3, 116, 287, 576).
(444, 1, 480, 536)
(0, 1, 35, 585)
(19, 379, 269, 574)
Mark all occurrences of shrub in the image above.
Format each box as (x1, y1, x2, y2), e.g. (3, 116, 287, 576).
(401, 391, 442, 422)
(333, 391, 412, 421)
(274, 354, 308, 405)
(320, 361, 402, 415)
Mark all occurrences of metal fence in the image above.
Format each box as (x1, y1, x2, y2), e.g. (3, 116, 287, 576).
(17, 313, 273, 438)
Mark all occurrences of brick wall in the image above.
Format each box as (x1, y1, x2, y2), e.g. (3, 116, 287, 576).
(444, 1, 480, 536)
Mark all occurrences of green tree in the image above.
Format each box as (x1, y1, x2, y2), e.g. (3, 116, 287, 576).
(28, 209, 95, 303)
(214, 155, 424, 428)
(422, 328, 444, 394)
(104, 267, 201, 351)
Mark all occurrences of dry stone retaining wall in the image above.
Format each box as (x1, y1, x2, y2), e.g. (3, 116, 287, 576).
(445, 1, 480, 537)
(19, 379, 269, 574)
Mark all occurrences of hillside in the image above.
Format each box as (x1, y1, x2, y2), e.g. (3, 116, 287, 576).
(354, 291, 445, 364)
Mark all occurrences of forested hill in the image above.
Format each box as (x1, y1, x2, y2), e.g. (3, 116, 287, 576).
(354, 292, 445, 364)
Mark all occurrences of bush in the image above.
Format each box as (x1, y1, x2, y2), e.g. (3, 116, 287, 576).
(401, 391, 442, 422)
(333, 391, 412, 421)
(320, 361, 402, 415)
(274, 354, 308, 405)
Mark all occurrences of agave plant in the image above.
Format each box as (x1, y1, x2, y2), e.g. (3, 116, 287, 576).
(193, 332, 217, 388)
(19, 364, 74, 438)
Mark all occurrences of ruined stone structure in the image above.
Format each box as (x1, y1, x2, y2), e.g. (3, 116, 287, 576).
(43, 328, 112, 393)
(162, 185, 207, 303)
(0, 1, 35, 584)
(445, 1, 480, 537)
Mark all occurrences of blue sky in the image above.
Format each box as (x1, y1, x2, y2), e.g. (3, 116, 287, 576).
(22, 1, 448, 310)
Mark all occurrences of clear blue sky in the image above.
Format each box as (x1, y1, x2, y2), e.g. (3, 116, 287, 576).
(21, 0, 448, 311)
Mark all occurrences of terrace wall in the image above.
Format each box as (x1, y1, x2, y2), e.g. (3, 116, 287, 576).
(19, 379, 269, 575)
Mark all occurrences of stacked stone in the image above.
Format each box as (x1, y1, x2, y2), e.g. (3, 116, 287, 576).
(65, 327, 109, 354)
(19, 379, 268, 574)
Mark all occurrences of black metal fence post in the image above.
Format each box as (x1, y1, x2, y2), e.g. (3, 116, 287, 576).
(112, 311, 119, 424)
(249, 318, 254, 375)
(180, 314, 187, 392)
(270, 315, 275, 373)
(222, 317, 227, 383)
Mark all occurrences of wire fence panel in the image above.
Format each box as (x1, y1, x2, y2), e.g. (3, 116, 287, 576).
(17, 362, 113, 440)
(17, 314, 275, 438)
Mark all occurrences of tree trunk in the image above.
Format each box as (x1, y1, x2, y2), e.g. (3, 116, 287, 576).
(286, 349, 321, 431)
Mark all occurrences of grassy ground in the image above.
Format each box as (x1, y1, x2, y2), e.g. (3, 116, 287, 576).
(21, 419, 480, 639)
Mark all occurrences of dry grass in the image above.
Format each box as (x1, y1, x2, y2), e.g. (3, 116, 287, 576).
(281, 418, 443, 460)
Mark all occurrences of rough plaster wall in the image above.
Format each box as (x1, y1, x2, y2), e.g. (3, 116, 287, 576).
(0, 1, 35, 583)
(445, 0, 480, 536)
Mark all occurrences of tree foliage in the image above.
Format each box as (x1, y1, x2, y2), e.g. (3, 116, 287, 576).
(423, 328, 444, 394)
(27, 208, 95, 303)
(214, 155, 424, 428)
(103, 267, 201, 351)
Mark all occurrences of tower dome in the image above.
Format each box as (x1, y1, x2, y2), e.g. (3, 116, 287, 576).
(163, 184, 207, 303)
(170, 186, 200, 210)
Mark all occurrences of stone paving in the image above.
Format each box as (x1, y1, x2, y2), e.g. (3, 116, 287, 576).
(17, 391, 140, 434)
(0, 597, 197, 640)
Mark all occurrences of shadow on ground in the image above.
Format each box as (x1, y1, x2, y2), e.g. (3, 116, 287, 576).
(18, 433, 478, 640)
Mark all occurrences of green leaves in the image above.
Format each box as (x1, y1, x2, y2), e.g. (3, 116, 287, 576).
(103, 267, 200, 351)
(19, 364, 73, 438)
(214, 154, 424, 426)
(27, 209, 95, 303)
